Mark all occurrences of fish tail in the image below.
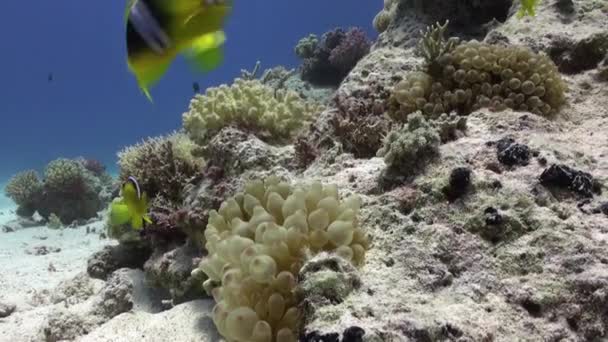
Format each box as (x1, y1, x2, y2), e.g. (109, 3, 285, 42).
(187, 31, 226, 72)
(141, 87, 154, 102)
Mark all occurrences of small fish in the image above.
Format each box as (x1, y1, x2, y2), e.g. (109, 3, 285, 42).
(518, 0, 540, 18)
(125, 0, 232, 101)
(110, 176, 152, 229)
(192, 81, 200, 93)
(48, 73, 53, 82)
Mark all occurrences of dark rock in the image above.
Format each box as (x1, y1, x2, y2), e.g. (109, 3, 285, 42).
(0, 302, 16, 318)
(539, 164, 598, 198)
(342, 326, 365, 342)
(600, 202, 608, 215)
(87, 243, 151, 280)
(554, 0, 575, 14)
(495, 138, 531, 167)
(549, 33, 608, 74)
(443, 167, 472, 202)
(26, 245, 61, 256)
(1, 225, 15, 233)
(591, 202, 608, 216)
(484, 207, 503, 226)
(302, 331, 340, 342)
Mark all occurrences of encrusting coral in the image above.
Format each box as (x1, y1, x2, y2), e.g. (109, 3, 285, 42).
(295, 27, 372, 87)
(194, 176, 369, 342)
(183, 78, 322, 146)
(389, 21, 568, 120)
(377, 112, 441, 173)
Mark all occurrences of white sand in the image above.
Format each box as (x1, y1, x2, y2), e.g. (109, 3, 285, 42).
(0, 209, 113, 341)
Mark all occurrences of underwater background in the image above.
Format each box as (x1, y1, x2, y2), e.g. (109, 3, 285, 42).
(0, 0, 377, 181)
(2, 0, 608, 340)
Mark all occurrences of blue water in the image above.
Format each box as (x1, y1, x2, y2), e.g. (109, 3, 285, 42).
(0, 1, 379, 182)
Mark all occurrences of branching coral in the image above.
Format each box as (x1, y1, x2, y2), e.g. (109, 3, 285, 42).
(331, 80, 393, 158)
(40, 158, 105, 223)
(44, 158, 90, 194)
(80, 158, 106, 177)
(117, 132, 202, 206)
(389, 22, 567, 120)
(183, 78, 322, 145)
(296, 28, 372, 87)
(377, 112, 441, 172)
(194, 177, 369, 342)
(4, 170, 43, 215)
(6, 158, 111, 221)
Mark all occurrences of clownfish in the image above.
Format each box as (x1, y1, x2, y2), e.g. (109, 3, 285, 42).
(110, 176, 152, 229)
(125, 0, 232, 101)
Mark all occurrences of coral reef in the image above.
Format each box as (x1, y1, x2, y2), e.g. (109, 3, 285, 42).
(195, 177, 369, 342)
(80, 158, 106, 177)
(372, 0, 396, 33)
(376, 112, 441, 173)
(296, 28, 372, 87)
(117, 131, 202, 207)
(4, 170, 43, 216)
(183, 78, 322, 146)
(9, 0, 608, 341)
(389, 22, 567, 120)
(4, 158, 112, 223)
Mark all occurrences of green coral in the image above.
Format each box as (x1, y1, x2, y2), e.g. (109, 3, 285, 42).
(117, 131, 202, 205)
(294, 34, 318, 59)
(377, 112, 441, 172)
(4, 170, 42, 210)
(182, 78, 322, 145)
(390, 22, 567, 120)
(417, 21, 459, 75)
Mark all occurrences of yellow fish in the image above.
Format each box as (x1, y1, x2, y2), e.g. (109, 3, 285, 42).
(110, 176, 152, 229)
(125, 0, 232, 101)
(518, 0, 541, 18)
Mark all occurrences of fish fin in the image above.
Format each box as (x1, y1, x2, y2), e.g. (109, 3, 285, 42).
(141, 87, 154, 102)
(186, 31, 226, 72)
(127, 56, 173, 102)
(124, 0, 136, 24)
(143, 215, 153, 225)
(110, 202, 132, 226)
(131, 215, 144, 230)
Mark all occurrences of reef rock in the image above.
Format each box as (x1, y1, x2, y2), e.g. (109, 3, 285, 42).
(87, 243, 151, 280)
(297, 0, 608, 340)
(0, 302, 16, 318)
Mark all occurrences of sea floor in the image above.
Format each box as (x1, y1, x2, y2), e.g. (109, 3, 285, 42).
(0, 205, 112, 341)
